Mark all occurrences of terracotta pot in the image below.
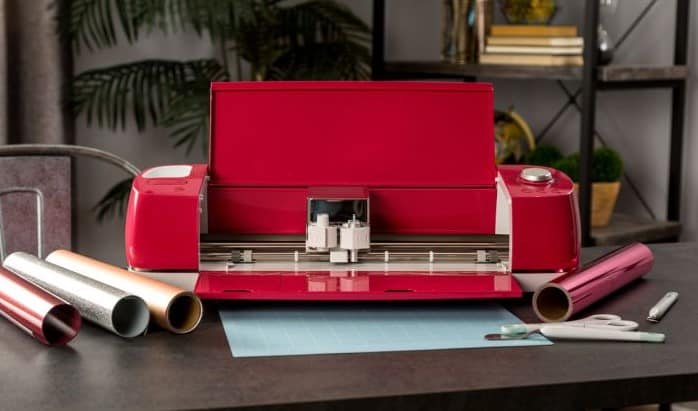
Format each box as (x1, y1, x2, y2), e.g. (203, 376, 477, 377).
(574, 181, 621, 228)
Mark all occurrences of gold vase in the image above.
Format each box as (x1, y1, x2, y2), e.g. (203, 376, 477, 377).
(574, 181, 621, 228)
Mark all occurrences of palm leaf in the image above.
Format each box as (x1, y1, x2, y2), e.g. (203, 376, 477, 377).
(116, 0, 247, 40)
(69, 59, 224, 131)
(93, 177, 134, 222)
(161, 62, 229, 153)
(269, 41, 370, 80)
(278, 0, 371, 45)
(57, 0, 253, 52)
(181, 0, 255, 41)
(268, 0, 371, 80)
(230, 4, 282, 79)
(56, 0, 119, 52)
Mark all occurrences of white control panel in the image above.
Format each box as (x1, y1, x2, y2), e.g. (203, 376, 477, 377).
(142, 165, 192, 179)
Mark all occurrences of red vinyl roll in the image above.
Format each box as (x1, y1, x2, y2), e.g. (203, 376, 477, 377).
(533, 243, 654, 322)
(0, 266, 81, 345)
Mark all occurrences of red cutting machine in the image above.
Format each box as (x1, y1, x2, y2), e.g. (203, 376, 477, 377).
(125, 82, 580, 300)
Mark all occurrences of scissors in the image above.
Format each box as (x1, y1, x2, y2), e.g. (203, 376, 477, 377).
(499, 314, 639, 336)
(485, 313, 663, 343)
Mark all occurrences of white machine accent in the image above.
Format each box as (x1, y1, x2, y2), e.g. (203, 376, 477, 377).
(306, 214, 338, 251)
(329, 249, 350, 263)
(130, 270, 200, 291)
(512, 272, 566, 291)
(306, 213, 371, 264)
(339, 215, 370, 263)
(494, 175, 512, 236)
(142, 165, 192, 179)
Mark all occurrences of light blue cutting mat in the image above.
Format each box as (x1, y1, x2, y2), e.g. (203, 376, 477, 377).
(219, 303, 551, 357)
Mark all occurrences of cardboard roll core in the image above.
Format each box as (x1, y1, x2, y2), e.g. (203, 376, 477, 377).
(533, 285, 573, 322)
(166, 293, 203, 334)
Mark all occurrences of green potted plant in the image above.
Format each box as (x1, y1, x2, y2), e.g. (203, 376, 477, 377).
(522, 144, 563, 167)
(551, 147, 623, 228)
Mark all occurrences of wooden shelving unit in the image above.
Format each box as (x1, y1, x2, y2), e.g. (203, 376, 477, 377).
(383, 62, 688, 84)
(372, 0, 690, 246)
(592, 214, 681, 246)
(598, 65, 688, 82)
(383, 61, 583, 80)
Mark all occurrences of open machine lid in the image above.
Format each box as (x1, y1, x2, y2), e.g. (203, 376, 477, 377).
(209, 81, 496, 188)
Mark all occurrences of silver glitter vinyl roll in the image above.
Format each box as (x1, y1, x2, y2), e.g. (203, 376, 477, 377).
(3, 252, 150, 338)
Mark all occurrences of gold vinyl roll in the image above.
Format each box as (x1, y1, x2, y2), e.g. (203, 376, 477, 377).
(46, 250, 202, 334)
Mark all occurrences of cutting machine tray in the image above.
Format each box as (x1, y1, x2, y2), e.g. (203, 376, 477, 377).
(193, 237, 522, 300)
(195, 270, 522, 300)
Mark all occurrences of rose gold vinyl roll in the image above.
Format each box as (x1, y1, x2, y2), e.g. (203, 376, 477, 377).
(46, 250, 202, 334)
(0, 266, 81, 345)
(533, 243, 654, 322)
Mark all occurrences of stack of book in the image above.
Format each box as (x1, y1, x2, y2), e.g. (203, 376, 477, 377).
(479, 25, 583, 66)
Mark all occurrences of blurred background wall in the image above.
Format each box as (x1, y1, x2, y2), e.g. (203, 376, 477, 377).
(72, 0, 697, 265)
(0, 0, 71, 145)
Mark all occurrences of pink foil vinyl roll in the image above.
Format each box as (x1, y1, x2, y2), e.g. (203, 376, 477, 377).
(533, 242, 654, 322)
(0, 266, 81, 345)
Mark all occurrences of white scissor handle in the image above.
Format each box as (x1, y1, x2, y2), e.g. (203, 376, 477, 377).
(576, 314, 638, 331)
(581, 314, 622, 322)
(540, 326, 665, 343)
(500, 314, 638, 336)
(599, 319, 639, 331)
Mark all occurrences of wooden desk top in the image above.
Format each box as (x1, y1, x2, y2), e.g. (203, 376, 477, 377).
(1, 243, 697, 410)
